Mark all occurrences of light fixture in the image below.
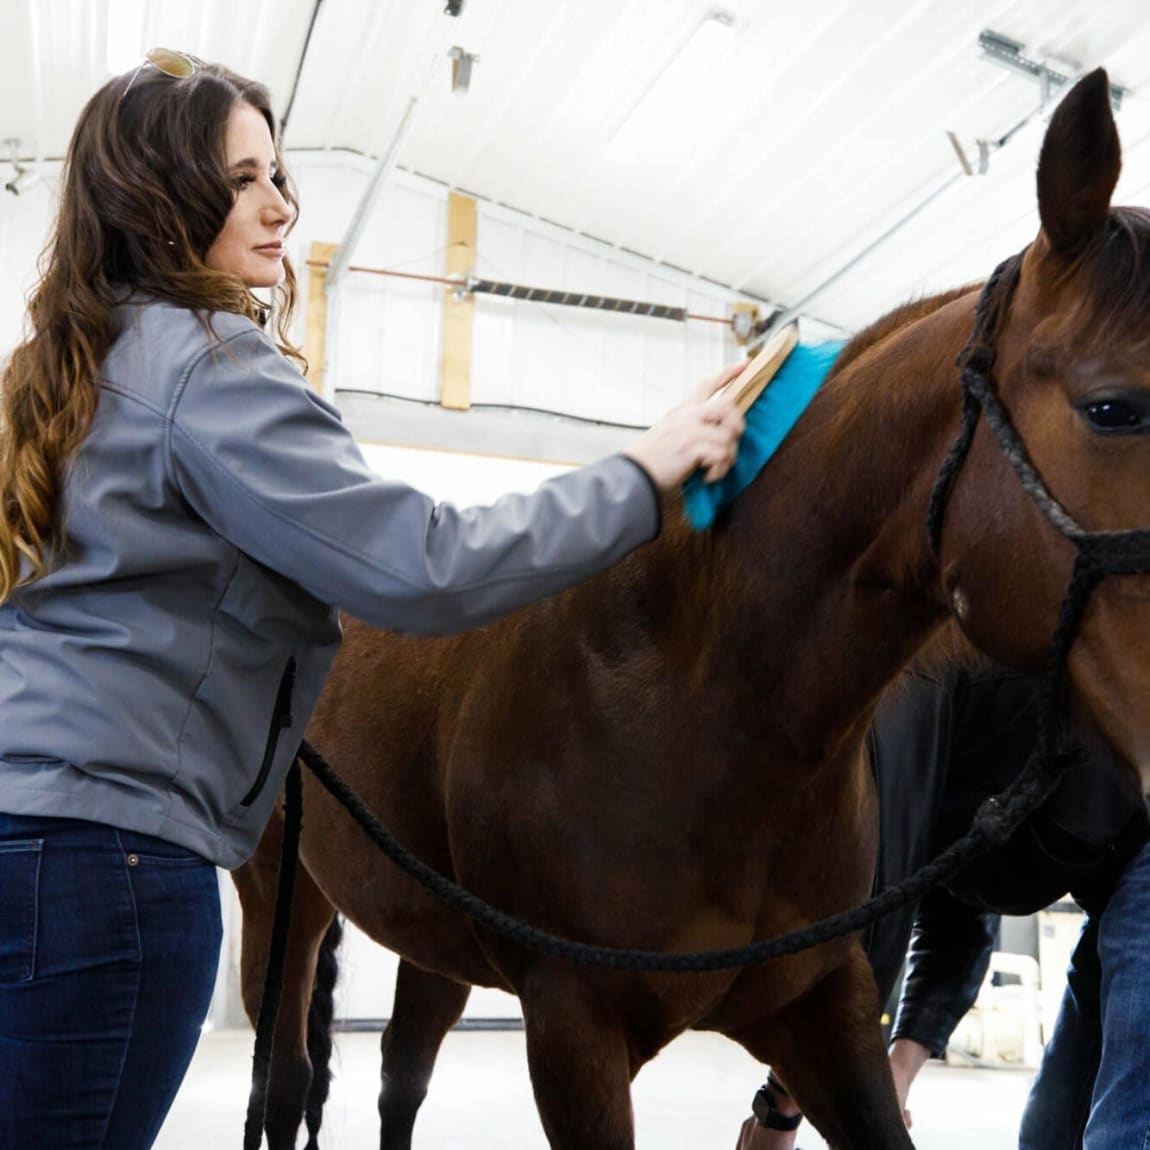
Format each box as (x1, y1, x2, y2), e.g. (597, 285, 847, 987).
(448, 46, 478, 95)
(607, 10, 736, 164)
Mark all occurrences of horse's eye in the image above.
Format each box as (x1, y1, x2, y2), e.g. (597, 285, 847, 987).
(1082, 398, 1148, 433)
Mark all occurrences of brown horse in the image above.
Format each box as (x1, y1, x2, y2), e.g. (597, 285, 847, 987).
(234, 69, 1150, 1149)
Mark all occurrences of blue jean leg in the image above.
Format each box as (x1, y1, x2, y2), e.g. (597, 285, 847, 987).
(1018, 914, 1101, 1150)
(1084, 838, 1150, 1150)
(0, 814, 222, 1150)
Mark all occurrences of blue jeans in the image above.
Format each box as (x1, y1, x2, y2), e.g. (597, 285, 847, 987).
(1018, 915, 1100, 1150)
(0, 813, 222, 1149)
(1085, 837, 1150, 1148)
(1020, 839, 1150, 1150)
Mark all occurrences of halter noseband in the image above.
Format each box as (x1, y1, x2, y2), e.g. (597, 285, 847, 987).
(928, 248, 1150, 800)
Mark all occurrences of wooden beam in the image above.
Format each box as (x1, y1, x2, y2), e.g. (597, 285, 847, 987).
(305, 240, 339, 393)
(440, 192, 477, 410)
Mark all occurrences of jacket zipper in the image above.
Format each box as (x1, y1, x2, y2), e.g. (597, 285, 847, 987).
(241, 657, 297, 808)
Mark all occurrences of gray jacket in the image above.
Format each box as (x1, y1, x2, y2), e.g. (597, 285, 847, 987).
(0, 301, 660, 867)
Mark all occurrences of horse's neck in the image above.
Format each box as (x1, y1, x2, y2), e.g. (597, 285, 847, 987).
(678, 296, 975, 755)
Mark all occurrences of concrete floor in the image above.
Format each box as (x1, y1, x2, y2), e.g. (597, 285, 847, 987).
(155, 1026, 1034, 1148)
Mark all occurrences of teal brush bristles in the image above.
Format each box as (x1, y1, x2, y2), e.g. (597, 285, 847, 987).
(681, 339, 846, 530)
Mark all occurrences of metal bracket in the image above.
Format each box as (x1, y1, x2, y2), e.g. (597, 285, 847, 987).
(979, 29, 1128, 112)
(947, 131, 993, 177)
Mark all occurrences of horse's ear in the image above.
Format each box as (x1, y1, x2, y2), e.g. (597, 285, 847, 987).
(1036, 68, 1121, 258)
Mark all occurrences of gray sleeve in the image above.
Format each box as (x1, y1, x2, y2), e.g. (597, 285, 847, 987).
(166, 327, 660, 634)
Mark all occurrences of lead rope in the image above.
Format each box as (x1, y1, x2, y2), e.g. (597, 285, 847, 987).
(243, 761, 303, 1150)
(293, 735, 1060, 972)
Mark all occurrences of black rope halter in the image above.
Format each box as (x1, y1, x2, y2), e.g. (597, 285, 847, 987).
(929, 246, 1150, 793)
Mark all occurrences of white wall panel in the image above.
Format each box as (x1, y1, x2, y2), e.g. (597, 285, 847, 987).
(287, 159, 445, 403)
(287, 158, 754, 431)
(0, 175, 58, 359)
(339, 275, 389, 393)
(464, 198, 754, 431)
(356, 181, 443, 402)
(468, 213, 519, 409)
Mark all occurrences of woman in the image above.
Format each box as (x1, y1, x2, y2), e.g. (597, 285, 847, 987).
(0, 51, 744, 1148)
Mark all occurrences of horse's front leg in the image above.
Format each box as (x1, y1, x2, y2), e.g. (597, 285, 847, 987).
(519, 966, 638, 1150)
(728, 947, 915, 1150)
(378, 959, 471, 1150)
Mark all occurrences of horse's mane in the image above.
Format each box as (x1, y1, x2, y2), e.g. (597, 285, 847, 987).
(782, 282, 981, 505)
(827, 284, 977, 380)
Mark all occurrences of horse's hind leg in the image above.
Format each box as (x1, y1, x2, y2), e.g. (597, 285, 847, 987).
(232, 810, 338, 1150)
(378, 959, 471, 1150)
(729, 951, 914, 1149)
(520, 970, 636, 1150)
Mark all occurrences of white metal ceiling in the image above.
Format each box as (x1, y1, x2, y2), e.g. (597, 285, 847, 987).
(5, 0, 1150, 333)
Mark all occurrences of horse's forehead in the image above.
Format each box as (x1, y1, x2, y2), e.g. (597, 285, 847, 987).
(1014, 223, 1150, 350)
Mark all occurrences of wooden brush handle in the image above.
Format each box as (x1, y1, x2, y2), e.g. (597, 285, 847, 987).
(723, 323, 800, 413)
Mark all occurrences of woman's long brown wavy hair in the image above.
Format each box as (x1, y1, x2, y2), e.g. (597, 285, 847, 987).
(0, 59, 304, 600)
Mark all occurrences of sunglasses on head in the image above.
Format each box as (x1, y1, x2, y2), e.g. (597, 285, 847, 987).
(122, 47, 202, 98)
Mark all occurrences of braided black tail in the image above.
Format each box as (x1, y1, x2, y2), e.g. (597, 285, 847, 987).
(303, 915, 343, 1150)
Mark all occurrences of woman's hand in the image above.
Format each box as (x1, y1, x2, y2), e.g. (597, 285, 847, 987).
(624, 363, 746, 490)
(888, 1038, 932, 1129)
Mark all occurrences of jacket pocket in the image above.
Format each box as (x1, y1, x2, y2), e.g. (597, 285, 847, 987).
(0, 839, 43, 984)
(241, 657, 297, 808)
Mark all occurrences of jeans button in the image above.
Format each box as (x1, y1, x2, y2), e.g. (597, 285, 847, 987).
(127, 854, 139, 867)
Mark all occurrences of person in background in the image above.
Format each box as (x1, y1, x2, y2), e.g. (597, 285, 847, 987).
(0, 50, 745, 1149)
(735, 664, 1148, 1150)
(1016, 838, 1150, 1147)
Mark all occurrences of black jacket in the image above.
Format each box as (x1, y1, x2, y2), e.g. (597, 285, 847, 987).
(866, 665, 1148, 1056)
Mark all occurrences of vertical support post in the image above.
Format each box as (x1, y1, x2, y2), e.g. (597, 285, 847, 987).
(440, 191, 476, 411)
(305, 240, 339, 394)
